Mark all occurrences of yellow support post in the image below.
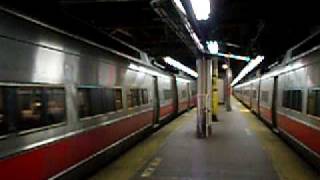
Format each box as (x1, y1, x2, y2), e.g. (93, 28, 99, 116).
(212, 58, 219, 121)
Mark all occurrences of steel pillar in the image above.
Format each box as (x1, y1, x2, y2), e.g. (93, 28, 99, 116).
(225, 57, 232, 111)
(196, 58, 212, 138)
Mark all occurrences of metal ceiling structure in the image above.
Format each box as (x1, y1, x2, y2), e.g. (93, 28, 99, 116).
(0, 0, 319, 76)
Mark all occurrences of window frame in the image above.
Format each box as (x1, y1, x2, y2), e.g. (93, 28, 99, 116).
(15, 84, 67, 135)
(307, 88, 320, 119)
(78, 86, 124, 120)
(282, 89, 303, 112)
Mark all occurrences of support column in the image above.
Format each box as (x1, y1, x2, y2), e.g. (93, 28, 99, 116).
(212, 57, 219, 121)
(196, 57, 212, 138)
(225, 57, 232, 111)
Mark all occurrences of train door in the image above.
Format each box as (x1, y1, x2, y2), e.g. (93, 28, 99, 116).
(172, 77, 178, 115)
(187, 83, 191, 109)
(271, 76, 278, 130)
(153, 76, 160, 126)
(257, 79, 262, 116)
(249, 84, 253, 108)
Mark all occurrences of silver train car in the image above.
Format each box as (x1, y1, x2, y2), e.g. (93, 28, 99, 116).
(0, 8, 197, 179)
(234, 31, 320, 169)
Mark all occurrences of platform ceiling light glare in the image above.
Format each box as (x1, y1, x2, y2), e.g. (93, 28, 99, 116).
(217, 53, 251, 62)
(173, 0, 186, 14)
(164, 56, 198, 78)
(190, 0, 211, 20)
(231, 55, 264, 86)
(222, 64, 228, 70)
(207, 41, 219, 54)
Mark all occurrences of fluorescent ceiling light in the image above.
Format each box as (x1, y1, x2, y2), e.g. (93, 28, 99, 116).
(190, 0, 211, 20)
(207, 41, 219, 54)
(164, 56, 198, 78)
(231, 55, 264, 86)
(173, 0, 186, 14)
(217, 53, 251, 62)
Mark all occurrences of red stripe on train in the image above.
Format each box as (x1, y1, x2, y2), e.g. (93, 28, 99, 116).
(260, 105, 272, 124)
(160, 103, 174, 119)
(179, 100, 189, 112)
(277, 113, 320, 155)
(0, 110, 154, 180)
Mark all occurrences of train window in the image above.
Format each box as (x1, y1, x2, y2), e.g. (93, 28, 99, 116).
(115, 89, 123, 110)
(282, 90, 303, 112)
(163, 89, 172, 100)
(17, 88, 44, 130)
(104, 88, 116, 112)
(131, 89, 138, 107)
(192, 90, 197, 96)
(0, 88, 8, 135)
(136, 89, 141, 106)
(307, 89, 320, 117)
(128, 89, 141, 108)
(127, 89, 133, 108)
(261, 91, 269, 103)
(252, 90, 257, 99)
(47, 88, 66, 124)
(78, 88, 92, 118)
(91, 88, 105, 115)
(142, 89, 148, 104)
(181, 90, 187, 98)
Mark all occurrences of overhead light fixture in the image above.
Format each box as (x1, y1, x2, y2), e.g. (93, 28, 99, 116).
(190, 0, 211, 20)
(231, 55, 264, 86)
(222, 64, 228, 70)
(173, 0, 186, 14)
(217, 53, 251, 62)
(207, 41, 219, 54)
(164, 56, 198, 78)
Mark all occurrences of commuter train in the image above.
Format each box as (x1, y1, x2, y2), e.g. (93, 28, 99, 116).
(0, 8, 197, 179)
(234, 31, 320, 169)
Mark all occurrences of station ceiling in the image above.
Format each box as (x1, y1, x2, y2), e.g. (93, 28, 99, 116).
(0, 0, 319, 76)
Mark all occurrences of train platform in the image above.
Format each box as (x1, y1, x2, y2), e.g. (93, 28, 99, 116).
(89, 98, 319, 180)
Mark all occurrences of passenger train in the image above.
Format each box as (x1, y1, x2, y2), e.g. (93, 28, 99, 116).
(234, 31, 320, 170)
(0, 8, 197, 179)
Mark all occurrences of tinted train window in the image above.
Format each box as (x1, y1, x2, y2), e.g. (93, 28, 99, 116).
(0, 88, 8, 135)
(163, 89, 172, 100)
(307, 89, 320, 117)
(128, 89, 140, 108)
(47, 89, 65, 123)
(181, 90, 187, 98)
(142, 89, 148, 104)
(104, 88, 115, 112)
(261, 91, 269, 103)
(115, 89, 123, 110)
(78, 87, 123, 118)
(131, 89, 139, 107)
(17, 87, 66, 131)
(78, 88, 91, 118)
(252, 90, 257, 99)
(17, 88, 44, 130)
(282, 90, 302, 112)
(192, 90, 197, 96)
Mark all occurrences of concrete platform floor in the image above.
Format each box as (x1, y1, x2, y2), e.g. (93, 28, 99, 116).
(90, 98, 319, 180)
